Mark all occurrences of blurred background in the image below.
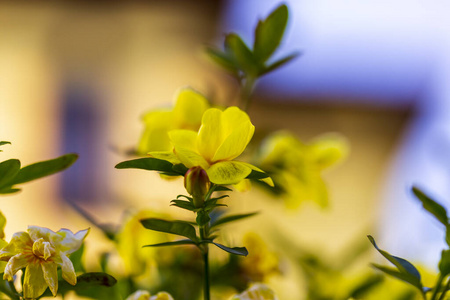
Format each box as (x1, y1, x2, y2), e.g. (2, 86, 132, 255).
(1, 0, 450, 299)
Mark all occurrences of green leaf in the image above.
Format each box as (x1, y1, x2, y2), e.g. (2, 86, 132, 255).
(412, 186, 448, 226)
(70, 243, 86, 273)
(172, 163, 189, 175)
(225, 33, 259, 76)
(446, 226, 450, 247)
(53, 272, 117, 298)
(115, 157, 175, 174)
(371, 264, 423, 292)
(0, 141, 11, 152)
(171, 199, 196, 212)
(439, 249, 450, 276)
(141, 218, 198, 242)
(368, 236, 422, 288)
(260, 52, 300, 76)
(143, 239, 197, 248)
(0, 187, 20, 194)
(253, 4, 289, 62)
(211, 212, 258, 228)
(75, 272, 117, 287)
(246, 169, 270, 180)
(214, 186, 232, 192)
(0, 159, 20, 189)
(348, 275, 384, 299)
(0, 276, 20, 300)
(196, 211, 210, 227)
(213, 242, 248, 256)
(205, 47, 239, 76)
(11, 154, 78, 185)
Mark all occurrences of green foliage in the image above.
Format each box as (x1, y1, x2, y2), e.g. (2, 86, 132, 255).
(38, 273, 117, 299)
(140, 218, 198, 242)
(115, 157, 185, 176)
(212, 242, 248, 256)
(253, 4, 288, 62)
(0, 154, 78, 195)
(206, 4, 299, 79)
(412, 186, 448, 226)
(0, 276, 20, 300)
(210, 212, 258, 228)
(439, 250, 450, 277)
(368, 235, 424, 293)
(143, 240, 197, 248)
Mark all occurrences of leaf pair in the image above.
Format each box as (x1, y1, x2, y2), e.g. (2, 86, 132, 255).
(206, 4, 299, 79)
(140, 215, 256, 257)
(0, 154, 78, 195)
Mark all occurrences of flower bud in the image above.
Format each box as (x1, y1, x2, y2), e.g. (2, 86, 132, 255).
(184, 166, 211, 208)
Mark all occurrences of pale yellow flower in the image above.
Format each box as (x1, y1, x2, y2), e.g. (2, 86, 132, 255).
(230, 283, 278, 300)
(0, 226, 89, 299)
(126, 290, 174, 300)
(137, 88, 209, 155)
(151, 106, 273, 186)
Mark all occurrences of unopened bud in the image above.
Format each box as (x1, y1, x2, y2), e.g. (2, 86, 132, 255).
(184, 167, 211, 208)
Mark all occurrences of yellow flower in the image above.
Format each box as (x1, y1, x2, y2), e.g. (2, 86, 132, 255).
(0, 226, 89, 299)
(151, 106, 273, 186)
(239, 233, 280, 282)
(230, 283, 278, 300)
(256, 131, 348, 208)
(137, 88, 209, 155)
(126, 290, 174, 300)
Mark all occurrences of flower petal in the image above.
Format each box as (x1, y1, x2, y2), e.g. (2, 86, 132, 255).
(150, 292, 174, 300)
(3, 253, 29, 281)
(23, 262, 48, 299)
(197, 108, 224, 162)
(173, 88, 209, 130)
(58, 253, 77, 285)
(42, 262, 58, 296)
(173, 147, 209, 170)
(28, 226, 61, 244)
(56, 228, 89, 255)
(169, 130, 198, 151)
(126, 290, 151, 300)
(222, 106, 252, 135)
(207, 161, 251, 185)
(0, 232, 32, 259)
(137, 111, 174, 154)
(212, 120, 254, 162)
(170, 130, 209, 169)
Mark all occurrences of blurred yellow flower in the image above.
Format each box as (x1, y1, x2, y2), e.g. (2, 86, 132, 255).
(126, 290, 174, 300)
(116, 210, 170, 280)
(240, 233, 280, 282)
(0, 211, 7, 272)
(0, 226, 89, 299)
(151, 106, 273, 186)
(256, 131, 348, 208)
(137, 88, 210, 155)
(230, 283, 278, 300)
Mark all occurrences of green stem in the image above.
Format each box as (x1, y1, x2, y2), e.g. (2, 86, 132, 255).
(432, 274, 445, 300)
(200, 224, 210, 300)
(240, 75, 256, 112)
(202, 250, 210, 300)
(438, 278, 450, 300)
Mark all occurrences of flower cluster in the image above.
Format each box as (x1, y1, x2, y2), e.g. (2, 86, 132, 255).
(150, 105, 272, 186)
